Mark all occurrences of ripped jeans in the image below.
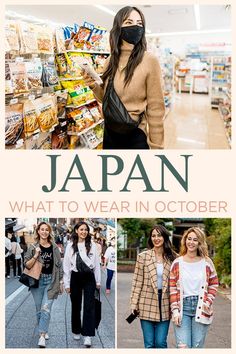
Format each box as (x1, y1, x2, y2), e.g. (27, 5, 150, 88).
(174, 296, 209, 348)
(31, 274, 54, 334)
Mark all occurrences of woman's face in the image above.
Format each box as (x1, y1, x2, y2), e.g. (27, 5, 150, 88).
(151, 229, 164, 248)
(76, 224, 89, 240)
(122, 10, 143, 27)
(38, 224, 50, 241)
(186, 232, 199, 253)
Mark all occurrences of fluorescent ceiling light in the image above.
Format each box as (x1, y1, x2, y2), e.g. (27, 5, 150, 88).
(194, 4, 201, 30)
(146, 28, 231, 37)
(94, 5, 116, 16)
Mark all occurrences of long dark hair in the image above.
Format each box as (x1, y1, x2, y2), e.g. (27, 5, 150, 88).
(102, 6, 147, 87)
(147, 225, 177, 262)
(71, 221, 91, 256)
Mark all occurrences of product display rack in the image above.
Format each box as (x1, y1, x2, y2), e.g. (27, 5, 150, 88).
(159, 50, 174, 118)
(5, 17, 110, 150)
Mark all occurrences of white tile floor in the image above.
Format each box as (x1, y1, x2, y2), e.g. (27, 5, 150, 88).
(164, 93, 230, 149)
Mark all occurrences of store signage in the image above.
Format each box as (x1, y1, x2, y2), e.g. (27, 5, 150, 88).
(41, 154, 192, 193)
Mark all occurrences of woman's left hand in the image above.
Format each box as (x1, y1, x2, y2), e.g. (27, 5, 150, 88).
(96, 284, 101, 290)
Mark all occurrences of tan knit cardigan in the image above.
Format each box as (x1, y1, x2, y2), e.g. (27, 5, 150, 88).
(93, 42, 165, 149)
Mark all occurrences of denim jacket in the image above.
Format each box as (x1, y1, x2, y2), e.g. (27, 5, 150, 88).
(24, 242, 63, 299)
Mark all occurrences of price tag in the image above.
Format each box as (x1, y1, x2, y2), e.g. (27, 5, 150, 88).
(10, 98, 18, 105)
(60, 121, 67, 127)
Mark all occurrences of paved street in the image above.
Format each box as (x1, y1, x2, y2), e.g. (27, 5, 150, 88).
(117, 272, 231, 348)
(5, 268, 115, 348)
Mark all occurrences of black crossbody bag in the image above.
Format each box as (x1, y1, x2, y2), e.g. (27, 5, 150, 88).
(76, 250, 93, 275)
(102, 78, 143, 134)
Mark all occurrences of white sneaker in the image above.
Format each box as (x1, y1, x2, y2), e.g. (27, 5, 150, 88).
(38, 335, 46, 348)
(73, 334, 81, 340)
(45, 333, 49, 340)
(84, 336, 91, 347)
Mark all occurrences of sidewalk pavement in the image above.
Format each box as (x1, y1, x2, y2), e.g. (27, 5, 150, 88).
(117, 272, 231, 348)
(5, 268, 115, 348)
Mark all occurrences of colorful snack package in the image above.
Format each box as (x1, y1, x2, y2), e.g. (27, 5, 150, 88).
(18, 21, 38, 54)
(93, 54, 109, 73)
(66, 52, 84, 78)
(5, 103, 24, 147)
(52, 124, 68, 149)
(55, 27, 66, 53)
(56, 53, 68, 77)
(88, 101, 102, 122)
(5, 63, 13, 95)
(89, 26, 107, 50)
(9, 62, 29, 94)
(23, 98, 40, 137)
(42, 60, 59, 86)
(36, 25, 54, 54)
(5, 20, 19, 51)
(25, 132, 52, 150)
(25, 59, 43, 90)
(73, 26, 92, 49)
(56, 91, 67, 118)
(37, 96, 58, 132)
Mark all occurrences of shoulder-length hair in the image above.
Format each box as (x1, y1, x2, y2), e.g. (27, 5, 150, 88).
(147, 225, 177, 262)
(102, 6, 147, 87)
(34, 221, 54, 244)
(71, 221, 91, 256)
(180, 227, 209, 257)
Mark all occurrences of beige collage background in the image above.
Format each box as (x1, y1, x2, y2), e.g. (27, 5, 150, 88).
(1, 0, 235, 352)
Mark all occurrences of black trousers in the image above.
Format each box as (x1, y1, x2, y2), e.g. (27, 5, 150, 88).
(5, 256, 10, 276)
(103, 125, 150, 149)
(70, 271, 96, 336)
(9, 255, 22, 276)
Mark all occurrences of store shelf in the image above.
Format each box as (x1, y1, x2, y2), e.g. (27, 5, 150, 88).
(67, 119, 104, 137)
(63, 50, 110, 55)
(66, 99, 97, 108)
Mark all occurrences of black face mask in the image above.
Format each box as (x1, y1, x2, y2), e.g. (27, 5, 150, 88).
(120, 25, 144, 45)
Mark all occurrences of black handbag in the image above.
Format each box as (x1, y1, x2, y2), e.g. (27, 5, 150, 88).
(94, 289, 102, 329)
(102, 78, 142, 134)
(76, 250, 93, 275)
(19, 273, 39, 288)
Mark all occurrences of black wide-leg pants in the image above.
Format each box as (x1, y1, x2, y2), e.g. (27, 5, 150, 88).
(70, 271, 96, 336)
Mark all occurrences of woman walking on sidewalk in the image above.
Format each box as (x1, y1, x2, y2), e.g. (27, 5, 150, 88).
(10, 235, 23, 278)
(104, 237, 116, 294)
(170, 227, 219, 348)
(63, 221, 101, 348)
(24, 222, 63, 348)
(130, 225, 177, 348)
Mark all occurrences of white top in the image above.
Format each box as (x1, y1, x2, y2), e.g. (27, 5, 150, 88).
(63, 241, 101, 288)
(5, 237, 12, 257)
(182, 259, 205, 297)
(156, 263, 164, 289)
(104, 246, 116, 271)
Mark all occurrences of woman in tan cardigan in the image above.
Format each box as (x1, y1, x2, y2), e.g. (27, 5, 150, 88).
(130, 225, 177, 348)
(83, 6, 165, 149)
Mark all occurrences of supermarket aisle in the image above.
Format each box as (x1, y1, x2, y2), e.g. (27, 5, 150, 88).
(164, 93, 230, 149)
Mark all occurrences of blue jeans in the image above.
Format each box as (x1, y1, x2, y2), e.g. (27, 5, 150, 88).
(106, 269, 114, 290)
(31, 274, 54, 334)
(140, 319, 170, 348)
(174, 296, 209, 348)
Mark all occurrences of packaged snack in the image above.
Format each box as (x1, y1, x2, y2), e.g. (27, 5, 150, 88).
(36, 25, 54, 54)
(37, 96, 58, 132)
(66, 52, 84, 78)
(5, 20, 19, 51)
(5, 103, 24, 146)
(23, 99, 40, 137)
(25, 132, 52, 150)
(88, 102, 102, 122)
(94, 123, 104, 140)
(93, 54, 109, 74)
(55, 28, 66, 53)
(52, 125, 68, 149)
(73, 26, 92, 49)
(18, 21, 38, 54)
(25, 59, 43, 90)
(80, 129, 100, 149)
(68, 135, 80, 149)
(42, 60, 59, 86)
(5, 63, 13, 95)
(56, 91, 67, 118)
(89, 26, 107, 50)
(56, 53, 68, 77)
(9, 62, 29, 94)
(78, 54, 103, 84)
(60, 80, 87, 106)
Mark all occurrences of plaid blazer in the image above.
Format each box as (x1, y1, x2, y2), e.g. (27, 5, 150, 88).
(130, 249, 172, 321)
